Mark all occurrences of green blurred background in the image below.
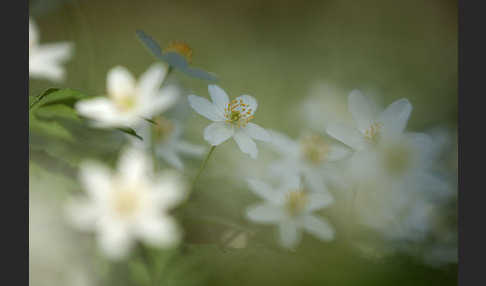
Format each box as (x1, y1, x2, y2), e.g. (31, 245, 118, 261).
(29, 0, 457, 285)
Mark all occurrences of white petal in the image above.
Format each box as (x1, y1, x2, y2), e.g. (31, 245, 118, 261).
(304, 170, 328, 193)
(301, 215, 335, 241)
(279, 221, 301, 249)
(247, 179, 280, 203)
(151, 170, 188, 209)
(188, 95, 225, 121)
(29, 19, 38, 47)
(107, 66, 137, 98)
(327, 144, 351, 162)
(203, 122, 234, 146)
(158, 148, 184, 170)
(176, 141, 205, 156)
(326, 123, 367, 150)
(97, 221, 132, 260)
(281, 174, 301, 191)
(246, 204, 284, 223)
(75, 98, 125, 127)
(379, 98, 412, 135)
(137, 63, 168, 99)
(137, 215, 181, 248)
(208, 85, 230, 112)
(267, 129, 300, 156)
(64, 199, 99, 231)
(348, 90, 379, 131)
(236, 94, 258, 115)
(78, 161, 112, 201)
(233, 131, 258, 159)
(117, 147, 151, 183)
(305, 192, 334, 212)
(141, 85, 179, 116)
(243, 123, 271, 142)
(29, 43, 72, 82)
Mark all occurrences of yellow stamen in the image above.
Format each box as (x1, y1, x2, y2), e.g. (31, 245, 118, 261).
(153, 116, 175, 142)
(364, 122, 382, 143)
(300, 134, 330, 165)
(164, 41, 193, 63)
(285, 190, 308, 216)
(224, 99, 254, 128)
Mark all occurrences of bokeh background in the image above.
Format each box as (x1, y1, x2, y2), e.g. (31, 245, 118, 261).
(29, 0, 457, 285)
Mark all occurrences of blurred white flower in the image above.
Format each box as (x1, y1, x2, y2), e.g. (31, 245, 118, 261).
(132, 117, 205, 170)
(245, 175, 335, 249)
(29, 18, 73, 82)
(75, 64, 178, 128)
(66, 148, 188, 260)
(326, 90, 412, 151)
(188, 85, 271, 158)
(268, 130, 350, 193)
(349, 132, 449, 242)
(300, 82, 353, 130)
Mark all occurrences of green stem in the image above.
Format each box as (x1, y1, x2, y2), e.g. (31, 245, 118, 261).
(192, 145, 216, 186)
(139, 244, 157, 286)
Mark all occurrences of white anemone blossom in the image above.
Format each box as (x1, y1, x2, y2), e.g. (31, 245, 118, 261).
(326, 90, 412, 151)
(347, 124, 448, 242)
(29, 18, 73, 82)
(268, 130, 350, 193)
(245, 175, 335, 249)
(75, 64, 178, 128)
(66, 148, 188, 260)
(188, 85, 271, 158)
(132, 117, 205, 170)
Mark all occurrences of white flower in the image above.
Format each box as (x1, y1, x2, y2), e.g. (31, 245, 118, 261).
(268, 130, 350, 193)
(66, 148, 188, 260)
(349, 132, 449, 242)
(245, 175, 335, 249)
(29, 18, 73, 82)
(300, 82, 353, 131)
(75, 64, 178, 128)
(132, 117, 205, 170)
(326, 90, 412, 151)
(188, 85, 271, 159)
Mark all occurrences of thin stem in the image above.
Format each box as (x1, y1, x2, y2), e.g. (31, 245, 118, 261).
(139, 244, 156, 286)
(192, 145, 216, 186)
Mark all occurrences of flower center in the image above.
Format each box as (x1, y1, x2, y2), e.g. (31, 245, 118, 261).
(224, 99, 254, 128)
(363, 122, 382, 143)
(300, 134, 330, 165)
(112, 189, 141, 218)
(285, 190, 308, 217)
(113, 94, 137, 112)
(153, 116, 175, 142)
(164, 41, 193, 63)
(383, 143, 412, 175)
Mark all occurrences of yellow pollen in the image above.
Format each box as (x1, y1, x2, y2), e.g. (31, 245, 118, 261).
(364, 122, 382, 142)
(114, 95, 137, 112)
(285, 190, 308, 216)
(300, 134, 330, 165)
(153, 116, 174, 142)
(113, 189, 140, 218)
(224, 99, 254, 127)
(164, 41, 193, 63)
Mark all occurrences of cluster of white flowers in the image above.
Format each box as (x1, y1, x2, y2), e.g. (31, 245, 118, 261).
(30, 20, 454, 265)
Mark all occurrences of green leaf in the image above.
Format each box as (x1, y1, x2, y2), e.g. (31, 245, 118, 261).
(35, 104, 81, 121)
(29, 112, 74, 141)
(117, 127, 143, 140)
(30, 88, 86, 111)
